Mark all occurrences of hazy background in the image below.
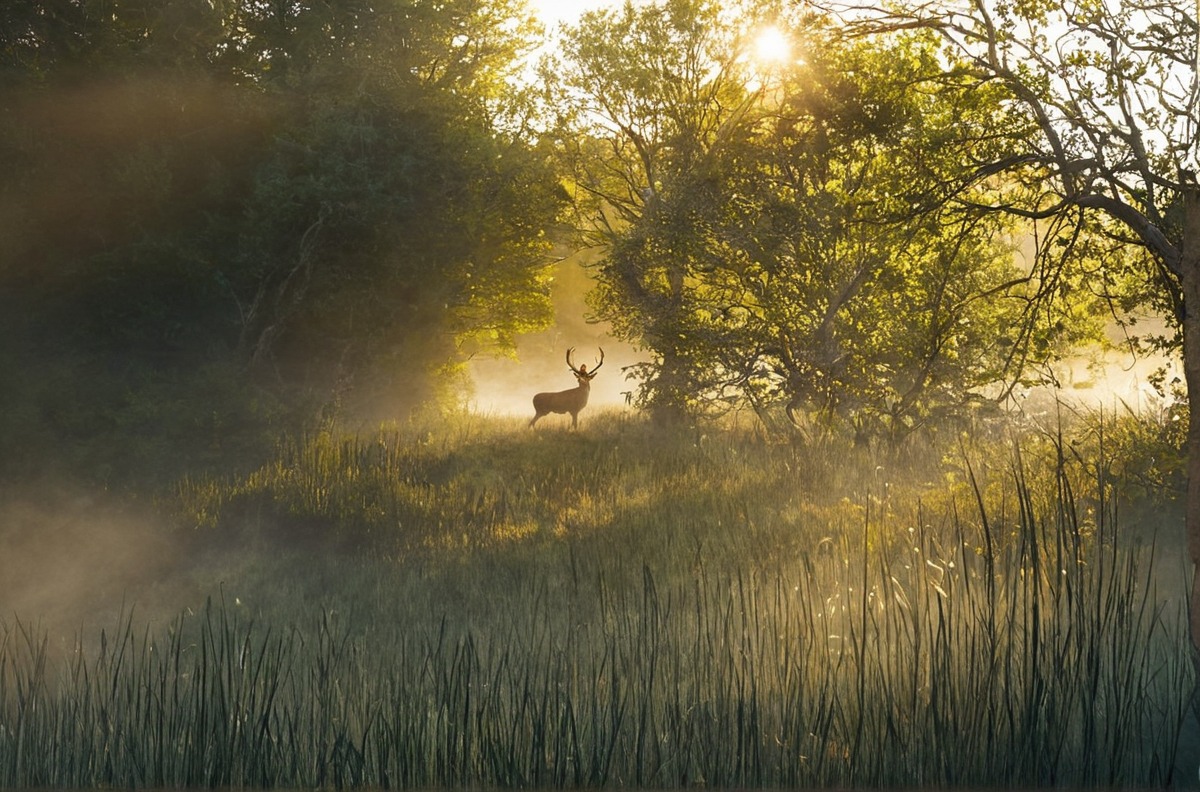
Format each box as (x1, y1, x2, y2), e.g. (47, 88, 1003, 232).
(467, 249, 642, 417)
(465, 0, 644, 419)
(467, 246, 1180, 419)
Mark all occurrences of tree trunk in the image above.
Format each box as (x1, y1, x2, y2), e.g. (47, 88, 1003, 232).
(1182, 185, 1200, 651)
(1177, 184, 1200, 788)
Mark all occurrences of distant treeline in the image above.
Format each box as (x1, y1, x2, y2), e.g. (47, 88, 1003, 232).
(1, 0, 1183, 488)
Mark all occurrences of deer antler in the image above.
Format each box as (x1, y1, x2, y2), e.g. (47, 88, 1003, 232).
(567, 347, 603, 376)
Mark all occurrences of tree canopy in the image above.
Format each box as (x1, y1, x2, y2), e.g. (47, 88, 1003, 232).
(811, 0, 1198, 640)
(0, 0, 568, 484)
(547, 0, 1110, 436)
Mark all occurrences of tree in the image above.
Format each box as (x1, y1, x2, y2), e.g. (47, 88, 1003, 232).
(548, 0, 756, 423)
(226, 0, 566, 416)
(235, 82, 565, 416)
(824, 0, 1200, 638)
(0, 0, 280, 483)
(0, 0, 568, 482)
(551, 0, 1098, 434)
(687, 29, 1108, 440)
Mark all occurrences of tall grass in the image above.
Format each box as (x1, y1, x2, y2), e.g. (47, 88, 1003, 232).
(0, 412, 1190, 788)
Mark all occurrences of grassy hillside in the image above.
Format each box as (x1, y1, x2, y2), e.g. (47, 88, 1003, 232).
(0, 409, 1191, 788)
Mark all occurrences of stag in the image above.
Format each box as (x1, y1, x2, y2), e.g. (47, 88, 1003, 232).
(529, 348, 604, 429)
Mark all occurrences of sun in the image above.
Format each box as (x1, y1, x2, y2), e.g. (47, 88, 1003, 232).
(752, 25, 792, 67)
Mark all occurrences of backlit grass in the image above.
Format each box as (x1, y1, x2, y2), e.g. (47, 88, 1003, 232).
(0, 410, 1190, 788)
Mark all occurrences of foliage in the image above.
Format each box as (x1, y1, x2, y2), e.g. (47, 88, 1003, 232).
(871, 0, 1200, 313)
(815, 0, 1199, 642)
(0, 0, 1189, 486)
(1083, 397, 1188, 502)
(234, 81, 564, 417)
(550, 1, 1107, 435)
(0, 0, 567, 485)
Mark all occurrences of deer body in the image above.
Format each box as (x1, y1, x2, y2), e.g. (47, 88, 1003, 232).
(530, 348, 604, 429)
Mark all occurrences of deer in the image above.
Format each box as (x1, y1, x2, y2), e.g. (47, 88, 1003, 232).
(529, 348, 604, 429)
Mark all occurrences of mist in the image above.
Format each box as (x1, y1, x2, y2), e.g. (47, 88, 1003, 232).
(468, 248, 1181, 421)
(467, 248, 643, 417)
(0, 486, 191, 639)
(1022, 317, 1182, 419)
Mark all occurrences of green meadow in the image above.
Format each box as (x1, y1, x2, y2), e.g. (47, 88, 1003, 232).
(0, 408, 1192, 788)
